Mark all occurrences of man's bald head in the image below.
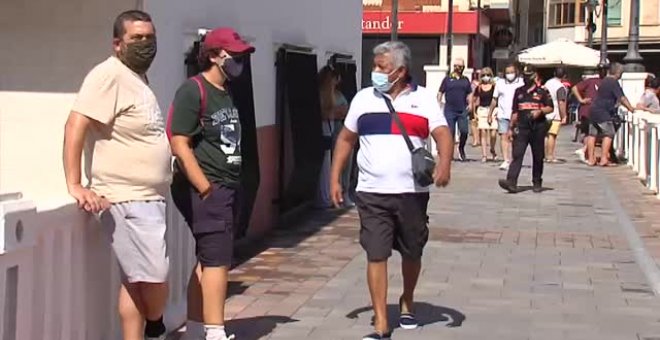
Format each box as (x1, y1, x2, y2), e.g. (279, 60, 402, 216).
(452, 58, 466, 76)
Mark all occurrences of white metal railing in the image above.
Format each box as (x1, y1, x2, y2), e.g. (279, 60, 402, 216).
(0, 195, 196, 340)
(617, 109, 660, 200)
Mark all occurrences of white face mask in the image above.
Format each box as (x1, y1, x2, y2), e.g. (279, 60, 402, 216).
(481, 76, 492, 82)
(505, 73, 516, 81)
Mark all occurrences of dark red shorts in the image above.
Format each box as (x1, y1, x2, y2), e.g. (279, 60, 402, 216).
(171, 174, 236, 267)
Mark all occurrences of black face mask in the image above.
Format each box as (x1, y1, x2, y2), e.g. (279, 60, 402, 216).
(454, 66, 465, 75)
(118, 39, 157, 74)
(221, 56, 245, 79)
(524, 74, 537, 87)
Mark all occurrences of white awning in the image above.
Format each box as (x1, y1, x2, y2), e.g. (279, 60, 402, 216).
(362, 0, 383, 6)
(517, 38, 604, 67)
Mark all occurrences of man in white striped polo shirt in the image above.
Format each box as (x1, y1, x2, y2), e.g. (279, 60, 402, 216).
(329, 41, 453, 340)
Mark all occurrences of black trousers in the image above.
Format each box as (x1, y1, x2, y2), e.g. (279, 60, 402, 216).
(507, 122, 549, 186)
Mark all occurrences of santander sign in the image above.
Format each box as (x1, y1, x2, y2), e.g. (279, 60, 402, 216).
(362, 15, 404, 31)
(362, 12, 478, 35)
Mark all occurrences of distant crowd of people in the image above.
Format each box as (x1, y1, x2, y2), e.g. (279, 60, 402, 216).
(435, 59, 659, 192)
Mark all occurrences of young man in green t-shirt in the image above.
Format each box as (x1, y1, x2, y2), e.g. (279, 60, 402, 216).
(168, 27, 254, 340)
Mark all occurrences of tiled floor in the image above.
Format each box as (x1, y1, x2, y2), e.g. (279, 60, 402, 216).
(170, 128, 660, 340)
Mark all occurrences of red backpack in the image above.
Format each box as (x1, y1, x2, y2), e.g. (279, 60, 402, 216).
(166, 75, 208, 141)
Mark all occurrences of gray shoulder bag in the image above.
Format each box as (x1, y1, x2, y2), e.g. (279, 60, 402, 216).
(382, 96, 436, 187)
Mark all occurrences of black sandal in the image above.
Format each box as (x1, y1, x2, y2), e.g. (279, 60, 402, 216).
(362, 331, 392, 340)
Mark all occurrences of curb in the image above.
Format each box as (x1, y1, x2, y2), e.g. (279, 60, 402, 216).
(601, 169, 660, 295)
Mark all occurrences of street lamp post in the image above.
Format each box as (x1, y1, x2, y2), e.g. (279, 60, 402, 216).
(447, 0, 454, 69)
(599, 0, 608, 65)
(475, 0, 482, 68)
(391, 0, 399, 41)
(623, 0, 644, 72)
(586, 0, 598, 48)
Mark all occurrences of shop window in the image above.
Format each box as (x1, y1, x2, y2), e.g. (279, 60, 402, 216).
(275, 47, 324, 215)
(548, 0, 586, 27)
(607, 0, 622, 26)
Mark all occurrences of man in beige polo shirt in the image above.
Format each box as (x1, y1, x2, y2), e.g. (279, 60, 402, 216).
(63, 10, 170, 340)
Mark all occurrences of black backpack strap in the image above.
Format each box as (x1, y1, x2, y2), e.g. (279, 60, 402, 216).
(382, 95, 415, 152)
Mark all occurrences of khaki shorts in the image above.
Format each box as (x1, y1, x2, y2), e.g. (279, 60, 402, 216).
(476, 107, 498, 130)
(100, 201, 169, 283)
(548, 120, 561, 136)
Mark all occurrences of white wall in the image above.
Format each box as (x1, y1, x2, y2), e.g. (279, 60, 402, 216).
(439, 35, 470, 69)
(144, 0, 363, 129)
(546, 26, 584, 44)
(0, 0, 136, 203)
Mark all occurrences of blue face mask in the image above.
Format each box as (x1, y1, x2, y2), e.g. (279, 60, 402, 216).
(371, 70, 398, 93)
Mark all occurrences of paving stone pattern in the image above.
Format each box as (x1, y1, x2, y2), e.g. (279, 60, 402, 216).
(170, 129, 660, 340)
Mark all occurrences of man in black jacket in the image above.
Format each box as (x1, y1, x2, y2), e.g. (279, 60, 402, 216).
(499, 65, 554, 193)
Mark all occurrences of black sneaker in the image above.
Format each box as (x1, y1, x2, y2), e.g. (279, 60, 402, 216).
(532, 183, 543, 193)
(458, 148, 467, 162)
(399, 313, 419, 330)
(398, 296, 419, 330)
(498, 179, 518, 193)
(362, 331, 392, 340)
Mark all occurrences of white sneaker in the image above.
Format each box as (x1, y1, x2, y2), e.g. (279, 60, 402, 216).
(499, 161, 510, 170)
(575, 148, 587, 163)
(205, 328, 235, 340)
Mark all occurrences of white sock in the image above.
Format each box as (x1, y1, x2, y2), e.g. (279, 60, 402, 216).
(204, 325, 228, 340)
(183, 320, 205, 340)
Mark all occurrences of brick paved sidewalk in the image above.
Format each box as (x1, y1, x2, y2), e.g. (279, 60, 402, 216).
(170, 128, 660, 340)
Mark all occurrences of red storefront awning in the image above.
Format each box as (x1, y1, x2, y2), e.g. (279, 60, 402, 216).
(362, 11, 479, 35)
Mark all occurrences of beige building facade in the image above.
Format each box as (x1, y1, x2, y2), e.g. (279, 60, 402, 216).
(546, 0, 660, 74)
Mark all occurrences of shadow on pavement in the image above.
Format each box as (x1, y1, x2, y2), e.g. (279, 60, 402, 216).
(345, 303, 466, 329)
(168, 316, 298, 340)
(516, 186, 555, 193)
(228, 316, 299, 340)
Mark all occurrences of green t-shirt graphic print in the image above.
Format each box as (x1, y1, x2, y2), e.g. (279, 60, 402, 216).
(170, 76, 242, 187)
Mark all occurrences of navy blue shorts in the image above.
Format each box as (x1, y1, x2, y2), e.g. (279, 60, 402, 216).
(171, 174, 236, 267)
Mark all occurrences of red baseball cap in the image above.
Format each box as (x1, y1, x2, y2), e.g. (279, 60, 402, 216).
(203, 27, 255, 54)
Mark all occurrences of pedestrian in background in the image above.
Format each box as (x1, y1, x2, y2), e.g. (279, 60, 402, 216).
(572, 63, 609, 163)
(330, 41, 452, 340)
(168, 27, 255, 340)
(63, 10, 169, 340)
(438, 58, 472, 161)
(586, 62, 635, 167)
(473, 67, 499, 162)
(489, 63, 525, 170)
(636, 75, 660, 113)
(499, 65, 554, 194)
(317, 65, 352, 208)
(469, 69, 482, 147)
(543, 67, 568, 163)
